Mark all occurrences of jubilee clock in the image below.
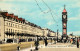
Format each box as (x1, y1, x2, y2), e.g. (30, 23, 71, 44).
(62, 5, 68, 41)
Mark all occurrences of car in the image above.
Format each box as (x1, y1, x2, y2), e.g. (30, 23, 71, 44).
(7, 39, 13, 43)
(0, 41, 2, 44)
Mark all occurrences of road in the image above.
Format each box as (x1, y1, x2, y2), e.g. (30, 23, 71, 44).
(21, 43, 80, 51)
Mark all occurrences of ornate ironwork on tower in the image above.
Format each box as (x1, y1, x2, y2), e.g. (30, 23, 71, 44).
(62, 5, 68, 40)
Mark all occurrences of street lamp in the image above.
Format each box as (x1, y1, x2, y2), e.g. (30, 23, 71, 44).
(57, 29, 59, 42)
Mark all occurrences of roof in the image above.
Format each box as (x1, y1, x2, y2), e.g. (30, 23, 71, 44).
(14, 16, 18, 20)
(18, 18, 23, 21)
(63, 9, 67, 12)
(8, 14, 14, 18)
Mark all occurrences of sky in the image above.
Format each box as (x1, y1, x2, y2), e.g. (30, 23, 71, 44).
(0, 0, 80, 35)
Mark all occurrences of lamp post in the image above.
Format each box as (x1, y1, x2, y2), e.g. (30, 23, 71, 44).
(57, 29, 59, 42)
(72, 32, 73, 39)
(4, 16, 6, 42)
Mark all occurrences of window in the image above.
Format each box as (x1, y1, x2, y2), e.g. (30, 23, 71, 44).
(13, 24, 14, 27)
(19, 21, 20, 23)
(9, 29, 10, 33)
(15, 30, 16, 33)
(13, 29, 14, 33)
(6, 28, 8, 32)
(15, 25, 17, 28)
(9, 23, 10, 26)
(11, 24, 12, 27)
(21, 21, 22, 23)
(18, 25, 19, 28)
(11, 29, 12, 33)
(18, 30, 19, 33)
(6, 22, 8, 25)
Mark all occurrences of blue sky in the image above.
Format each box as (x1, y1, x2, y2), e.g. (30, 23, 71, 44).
(0, 0, 80, 35)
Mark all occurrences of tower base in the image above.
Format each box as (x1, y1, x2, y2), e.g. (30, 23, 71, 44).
(61, 35, 68, 43)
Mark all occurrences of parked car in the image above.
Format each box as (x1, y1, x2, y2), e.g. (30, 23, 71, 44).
(19, 39, 25, 42)
(7, 39, 13, 43)
(0, 41, 2, 44)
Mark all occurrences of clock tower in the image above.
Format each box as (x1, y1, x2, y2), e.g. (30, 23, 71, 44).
(62, 5, 68, 41)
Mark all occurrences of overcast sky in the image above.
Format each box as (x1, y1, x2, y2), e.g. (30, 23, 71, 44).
(0, 0, 80, 35)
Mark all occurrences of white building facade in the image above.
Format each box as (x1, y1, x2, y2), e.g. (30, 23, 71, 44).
(0, 11, 56, 43)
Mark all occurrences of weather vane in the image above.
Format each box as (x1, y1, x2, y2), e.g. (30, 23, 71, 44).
(64, 5, 66, 9)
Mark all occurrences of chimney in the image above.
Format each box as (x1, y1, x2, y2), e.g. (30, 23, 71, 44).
(23, 19, 25, 22)
(14, 16, 18, 20)
(8, 13, 14, 18)
(18, 18, 23, 21)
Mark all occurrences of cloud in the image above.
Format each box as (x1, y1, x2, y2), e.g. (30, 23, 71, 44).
(0, 2, 13, 11)
(47, 21, 55, 26)
(1, 0, 14, 2)
(68, 17, 80, 20)
(68, 14, 80, 21)
(69, 1, 80, 8)
(2, 0, 31, 2)
(68, 31, 80, 36)
(0, 0, 80, 33)
(59, 31, 80, 36)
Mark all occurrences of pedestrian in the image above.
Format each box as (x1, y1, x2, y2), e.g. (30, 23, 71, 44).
(51, 38, 52, 43)
(71, 38, 73, 44)
(77, 38, 79, 48)
(44, 37, 48, 46)
(34, 36, 39, 50)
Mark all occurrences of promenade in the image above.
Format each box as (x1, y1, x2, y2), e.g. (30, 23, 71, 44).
(21, 43, 80, 51)
(0, 41, 80, 51)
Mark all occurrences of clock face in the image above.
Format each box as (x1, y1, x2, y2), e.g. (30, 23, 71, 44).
(63, 15, 66, 19)
(64, 23, 66, 26)
(63, 23, 66, 27)
(63, 29, 66, 34)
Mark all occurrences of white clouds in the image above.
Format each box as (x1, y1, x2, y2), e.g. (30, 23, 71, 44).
(2, 0, 14, 2)
(0, 0, 79, 32)
(0, 2, 13, 11)
(68, 17, 80, 20)
(47, 21, 55, 26)
(0, 2, 17, 15)
(42, 0, 78, 3)
(68, 31, 80, 35)
(59, 31, 80, 36)
(2, 0, 33, 2)
(68, 14, 80, 21)
(0, 1, 29, 16)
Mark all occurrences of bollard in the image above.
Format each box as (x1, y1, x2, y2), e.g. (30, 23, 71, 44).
(30, 44, 32, 51)
(35, 46, 38, 50)
(17, 46, 20, 51)
(30, 49, 32, 51)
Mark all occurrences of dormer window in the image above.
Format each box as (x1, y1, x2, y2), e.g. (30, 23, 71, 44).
(21, 21, 22, 23)
(19, 21, 20, 23)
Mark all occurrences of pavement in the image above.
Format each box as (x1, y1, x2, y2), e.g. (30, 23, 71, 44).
(20, 42, 80, 51)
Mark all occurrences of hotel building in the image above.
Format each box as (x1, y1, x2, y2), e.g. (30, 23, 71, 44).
(0, 11, 56, 43)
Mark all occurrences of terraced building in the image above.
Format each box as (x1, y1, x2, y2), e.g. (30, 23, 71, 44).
(0, 11, 56, 43)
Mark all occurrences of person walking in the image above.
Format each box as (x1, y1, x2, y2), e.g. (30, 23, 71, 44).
(34, 36, 39, 50)
(71, 38, 73, 44)
(44, 37, 48, 46)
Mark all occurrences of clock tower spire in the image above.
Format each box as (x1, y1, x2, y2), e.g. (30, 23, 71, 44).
(62, 5, 68, 42)
(63, 5, 67, 12)
(64, 5, 65, 9)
